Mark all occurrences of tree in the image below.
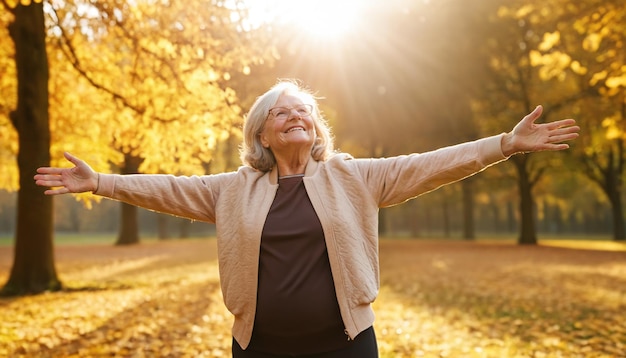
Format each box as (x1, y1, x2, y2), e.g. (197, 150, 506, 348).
(1, 0, 276, 294)
(471, 0, 587, 244)
(528, 0, 626, 240)
(45, 0, 275, 245)
(1, 0, 61, 295)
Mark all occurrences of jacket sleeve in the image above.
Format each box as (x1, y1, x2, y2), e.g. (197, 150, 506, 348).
(94, 171, 238, 223)
(351, 134, 508, 207)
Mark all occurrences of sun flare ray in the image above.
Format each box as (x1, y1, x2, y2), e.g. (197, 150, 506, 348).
(245, 0, 368, 40)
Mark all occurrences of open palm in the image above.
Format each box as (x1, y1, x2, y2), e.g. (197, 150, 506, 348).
(502, 105, 579, 156)
(34, 152, 99, 195)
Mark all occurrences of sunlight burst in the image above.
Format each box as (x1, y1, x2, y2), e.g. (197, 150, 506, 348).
(246, 0, 367, 40)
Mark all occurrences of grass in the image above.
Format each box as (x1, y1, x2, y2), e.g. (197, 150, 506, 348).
(0, 233, 215, 247)
(0, 233, 118, 247)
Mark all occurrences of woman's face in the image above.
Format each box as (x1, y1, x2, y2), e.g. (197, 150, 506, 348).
(259, 93, 316, 153)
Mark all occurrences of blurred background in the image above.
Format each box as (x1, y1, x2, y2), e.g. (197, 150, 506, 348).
(0, 0, 624, 291)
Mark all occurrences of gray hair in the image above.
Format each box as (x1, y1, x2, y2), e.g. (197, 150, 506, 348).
(240, 80, 334, 172)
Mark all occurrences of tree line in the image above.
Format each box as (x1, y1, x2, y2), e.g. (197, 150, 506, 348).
(0, 0, 623, 295)
(0, 185, 613, 239)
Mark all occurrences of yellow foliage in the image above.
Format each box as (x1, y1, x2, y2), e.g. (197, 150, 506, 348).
(589, 70, 608, 86)
(514, 4, 535, 19)
(605, 127, 622, 140)
(538, 31, 560, 52)
(152, 38, 176, 57)
(0, 7, 17, 191)
(569, 60, 587, 75)
(601, 86, 622, 97)
(529, 50, 543, 67)
(0, 0, 277, 184)
(532, 51, 571, 81)
(602, 115, 623, 140)
(583, 33, 603, 52)
(496, 6, 510, 18)
(605, 74, 626, 89)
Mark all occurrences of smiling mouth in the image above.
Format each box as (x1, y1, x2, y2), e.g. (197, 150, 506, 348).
(285, 127, 305, 133)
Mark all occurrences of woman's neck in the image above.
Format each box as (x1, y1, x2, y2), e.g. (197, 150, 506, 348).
(274, 153, 309, 177)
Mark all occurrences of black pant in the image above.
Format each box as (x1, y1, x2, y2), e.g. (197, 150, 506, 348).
(232, 326, 378, 358)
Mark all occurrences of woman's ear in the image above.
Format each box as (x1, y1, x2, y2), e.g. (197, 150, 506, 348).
(259, 132, 270, 148)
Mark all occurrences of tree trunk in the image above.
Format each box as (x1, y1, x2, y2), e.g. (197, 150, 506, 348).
(409, 201, 420, 238)
(489, 193, 502, 233)
(513, 154, 537, 245)
(461, 178, 475, 240)
(68, 200, 81, 232)
(378, 209, 388, 236)
(582, 141, 625, 241)
(609, 198, 625, 241)
(507, 200, 516, 233)
(442, 196, 450, 238)
(115, 153, 143, 245)
(157, 214, 169, 240)
(2, 3, 61, 296)
(604, 165, 625, 241)
(179, 218, 190, 239)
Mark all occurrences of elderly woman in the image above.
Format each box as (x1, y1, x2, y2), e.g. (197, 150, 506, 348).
(35, 80, 579, 357)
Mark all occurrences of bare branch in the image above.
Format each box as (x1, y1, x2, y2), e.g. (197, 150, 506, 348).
(47, 6, 178, 123)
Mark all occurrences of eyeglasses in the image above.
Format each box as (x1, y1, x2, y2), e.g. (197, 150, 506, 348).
(267, 104, 313, 120)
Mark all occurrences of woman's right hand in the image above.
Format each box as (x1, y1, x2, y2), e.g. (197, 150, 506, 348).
(34, 152, 99, 195)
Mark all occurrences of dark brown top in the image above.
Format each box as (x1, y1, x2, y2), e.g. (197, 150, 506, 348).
(248, 175, 351, 355)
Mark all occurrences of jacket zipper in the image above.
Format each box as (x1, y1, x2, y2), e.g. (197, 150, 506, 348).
(344, 329, 353, 341)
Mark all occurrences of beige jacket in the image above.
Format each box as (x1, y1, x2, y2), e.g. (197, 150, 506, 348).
(95, 134, 507, 349)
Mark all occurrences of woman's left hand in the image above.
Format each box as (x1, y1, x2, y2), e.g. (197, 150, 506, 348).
(501, 105, 580, 157)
